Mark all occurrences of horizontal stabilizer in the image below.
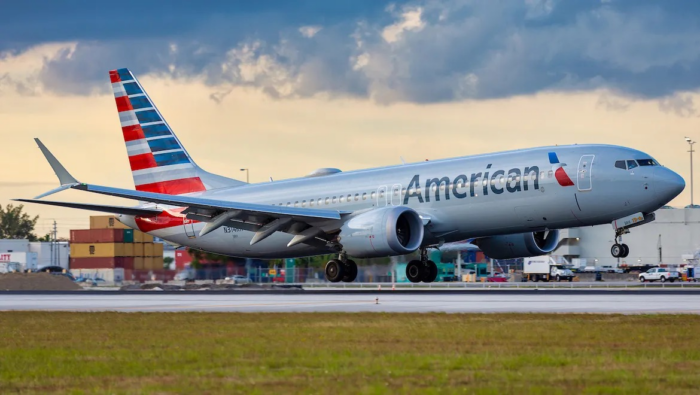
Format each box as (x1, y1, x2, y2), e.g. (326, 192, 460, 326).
(12, 199, 162, 217)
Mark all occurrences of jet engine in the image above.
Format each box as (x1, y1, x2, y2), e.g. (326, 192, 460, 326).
(472, 230, 560, 259)
(338, 206, 424, 258)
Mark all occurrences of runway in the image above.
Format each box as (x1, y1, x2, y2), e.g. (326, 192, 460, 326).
(2, 292, 700, 313)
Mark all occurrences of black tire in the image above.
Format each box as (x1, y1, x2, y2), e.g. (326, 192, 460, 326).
(325, 259, 345, 283)
(568, 277, 573, 282)
(660, 276, 666, 283)
(406, 260, 424, 283)
(423, 260, 438, 283)
(669, 278, 675, 283)
(555, 275, 561, 282)
(342, 260, 358, 282)
(611, 244, 622, 258)
(621, 244, 630, 258)
(532, 274, 539, 282)
(640, 276, 645, 283)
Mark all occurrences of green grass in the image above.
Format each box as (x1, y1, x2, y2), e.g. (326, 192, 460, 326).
(1, 313, 700, 394)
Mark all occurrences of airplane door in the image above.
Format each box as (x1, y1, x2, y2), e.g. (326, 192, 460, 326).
(183, 218, 196, 238)
(390, 184, 402, 206)
(377, 186, 388, 207)
(577, 155, 595, 191)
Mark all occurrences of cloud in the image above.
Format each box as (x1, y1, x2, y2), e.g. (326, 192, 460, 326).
(658, 93, 697, 118)
(299, 25, 322, 38)
(2, 1, 700, 107)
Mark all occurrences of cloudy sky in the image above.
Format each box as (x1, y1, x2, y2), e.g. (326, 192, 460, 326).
(1, 0, 699, 236)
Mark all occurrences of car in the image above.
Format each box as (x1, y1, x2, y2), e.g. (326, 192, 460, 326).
(639, 268, 680, 283)
(229, 275, 251, 284)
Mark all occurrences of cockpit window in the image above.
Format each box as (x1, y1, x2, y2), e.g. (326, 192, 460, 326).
(614, 160, 627, 170)
(637, 159, 658, 166)
(626, 160, 638, 170)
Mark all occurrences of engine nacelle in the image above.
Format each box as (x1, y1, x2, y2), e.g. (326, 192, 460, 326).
(338, 206, 424, 258)
(472, 230, 560, 259)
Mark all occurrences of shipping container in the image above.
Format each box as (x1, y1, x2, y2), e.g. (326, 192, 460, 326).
(133, 243, 144, 256)
(123, 229, 134, 243)
(152, 243, 164, 257)
(29, 242, 70, 270)
(70, 243, 128, 258)
(70, 257, 134, 270)
(133, 230, 153, 243)
(70, 229, 124, 243)
(175, 250, 192, 270)
(144, 243, 154, 257)
(90, 215, 130, 230)
(134, 257, 145, 270)
(149, 257, 164, 270)
(123, 243, 134, 257)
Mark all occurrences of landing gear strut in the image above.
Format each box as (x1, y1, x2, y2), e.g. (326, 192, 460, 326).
(324, 252, 357, 283)
(611, 228, 630, 258)
(406, 249, 438, 283)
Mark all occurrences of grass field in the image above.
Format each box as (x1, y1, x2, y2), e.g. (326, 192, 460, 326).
(1, 313, 700, 394)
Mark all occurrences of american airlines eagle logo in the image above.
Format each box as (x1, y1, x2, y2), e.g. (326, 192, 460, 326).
(548, 152, 574, 187)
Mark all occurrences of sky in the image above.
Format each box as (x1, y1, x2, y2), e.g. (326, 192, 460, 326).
(1, 0, 699, 237)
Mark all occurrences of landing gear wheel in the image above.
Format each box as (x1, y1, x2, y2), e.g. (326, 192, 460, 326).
(423, 260, 438, 283)
(611, 244, 623, 258)
(325, 259, 345, 283)
(342, 260, 358, 282)
(406, 260, 424, 283)
(620, 244, 629, 258)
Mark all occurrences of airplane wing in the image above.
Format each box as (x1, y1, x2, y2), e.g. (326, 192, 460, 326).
(25, 139, 348, 246)
(13, 199, 163, 217)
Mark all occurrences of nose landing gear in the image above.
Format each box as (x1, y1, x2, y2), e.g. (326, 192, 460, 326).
(406, 248, 438, 283)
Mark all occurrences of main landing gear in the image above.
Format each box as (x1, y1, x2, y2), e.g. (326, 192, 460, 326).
(406, 249, 438, 283)
(325, 252, 358, 283)
(611, 228, 630, 258)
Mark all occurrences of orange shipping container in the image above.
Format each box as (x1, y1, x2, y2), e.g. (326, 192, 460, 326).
(123, 243, 134, 257)
(90, 215, 130, 230)
(144, 243, 154, 257)
(134, 257, 145, 270)
(150, 257, 164, 270)
(133, 230, 154, 243)
(152, 243, 164, 257)
(133, 243, 144, 257)
(70, 243, 127, 258)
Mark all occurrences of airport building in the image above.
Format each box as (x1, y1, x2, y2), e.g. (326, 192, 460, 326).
(554, 207, 700, 268)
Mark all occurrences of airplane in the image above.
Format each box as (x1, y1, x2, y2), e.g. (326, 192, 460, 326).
(17, 68, 685, 283)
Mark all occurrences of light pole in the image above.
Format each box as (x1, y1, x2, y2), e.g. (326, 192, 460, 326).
(686, 137, 695, 206)
(240, 168, 249, 183)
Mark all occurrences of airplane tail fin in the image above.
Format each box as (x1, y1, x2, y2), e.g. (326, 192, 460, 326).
(109, 68, 245, 195)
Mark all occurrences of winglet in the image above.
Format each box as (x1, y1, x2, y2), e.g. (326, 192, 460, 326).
(35, 138, 79, 186)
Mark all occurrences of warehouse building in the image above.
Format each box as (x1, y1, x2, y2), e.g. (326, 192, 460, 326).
(554, 207, 700, 268)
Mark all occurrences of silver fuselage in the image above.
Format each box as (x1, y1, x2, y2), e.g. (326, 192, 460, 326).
(119, 144, 684, 258)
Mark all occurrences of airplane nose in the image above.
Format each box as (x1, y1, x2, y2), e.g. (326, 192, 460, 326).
(656, 167, 685, 204)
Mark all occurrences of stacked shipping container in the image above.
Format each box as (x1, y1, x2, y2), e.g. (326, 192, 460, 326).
(69, 216, 167, 280)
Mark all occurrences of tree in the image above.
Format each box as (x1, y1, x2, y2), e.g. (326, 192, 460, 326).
(0, 204, 40, 240)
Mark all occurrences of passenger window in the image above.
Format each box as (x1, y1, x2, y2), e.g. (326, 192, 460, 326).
(371, 192, 376, 199)
(318, 198, 323, 205)
(340, 196, 345, 203)
(614, 160, 626, 170)
(540, 171, 545, 179)
(309, 200, 314, 207)
(379, 191, 384, 198)
(332, 196, 337, 203)
(355, 194, 359, 201)
(348, 194, 352, 201)
(548, 170, 553, 178)
(362, 193, 367, 200)
(627, 160, 638, 170)
(325, 198, 330, 204)
(286, 202, 291, 207)
(294, 201, 299, 207)
(301, 200, 306, 207)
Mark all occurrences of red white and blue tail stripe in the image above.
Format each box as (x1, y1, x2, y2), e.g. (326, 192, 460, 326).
(109, 68, 243, 195)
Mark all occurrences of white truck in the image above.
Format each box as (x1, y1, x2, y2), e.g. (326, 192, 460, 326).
(638, 267, 680, 283)
(524, 256, 575, 282)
